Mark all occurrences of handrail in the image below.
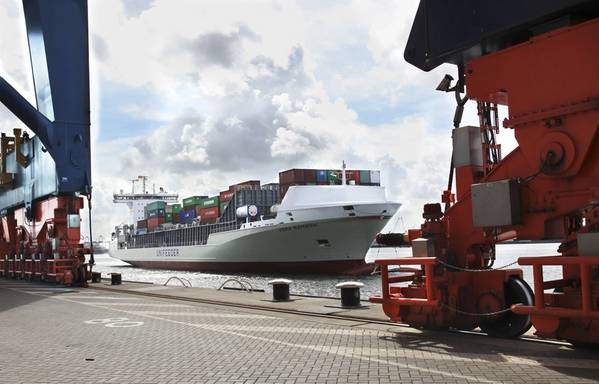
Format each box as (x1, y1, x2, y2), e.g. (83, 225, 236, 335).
(512, 255, 599, 319)
(163, 276, 192, 288)
(238, 278, 255, 292)
(370, 257, 438, 305)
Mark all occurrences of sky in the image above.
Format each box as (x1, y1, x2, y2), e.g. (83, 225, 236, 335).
(0, 0, 517, 240)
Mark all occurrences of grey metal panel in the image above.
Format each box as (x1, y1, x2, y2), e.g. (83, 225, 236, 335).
(452, 126, 483, 167)
(0, 136, 58, 211)
(471, 179, 521, 227)
(578, 232, 599, 256)
(222, 189, 280, 223)
(412, 238, 436, 258)
(404, 0, 598, 72)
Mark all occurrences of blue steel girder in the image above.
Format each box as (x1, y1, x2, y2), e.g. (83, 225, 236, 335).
(0, 0, 91, 212)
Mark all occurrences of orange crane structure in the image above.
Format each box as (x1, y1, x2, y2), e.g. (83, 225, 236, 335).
(371, 1, 599, 345)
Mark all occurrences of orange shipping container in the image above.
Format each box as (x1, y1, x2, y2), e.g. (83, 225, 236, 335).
(197, 206, 219, 222)
(147, 217, 165, 232)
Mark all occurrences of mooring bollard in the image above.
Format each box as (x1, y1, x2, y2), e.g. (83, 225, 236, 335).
(335, 281, 364, 307)
(91, 272, 102, 283)
(268, 278, 292, 301)
(111, 273, 122, 286)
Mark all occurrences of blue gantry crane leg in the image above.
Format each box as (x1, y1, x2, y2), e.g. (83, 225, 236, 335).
(0, 0, 92, 285)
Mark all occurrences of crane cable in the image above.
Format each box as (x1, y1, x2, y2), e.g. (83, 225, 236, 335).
(445, 66, 469, 213)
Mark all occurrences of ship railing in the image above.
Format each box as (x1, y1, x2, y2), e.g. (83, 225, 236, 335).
(123, 220, 240, 249)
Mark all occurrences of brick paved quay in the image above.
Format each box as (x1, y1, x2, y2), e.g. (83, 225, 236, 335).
(1, 280, 597, 384)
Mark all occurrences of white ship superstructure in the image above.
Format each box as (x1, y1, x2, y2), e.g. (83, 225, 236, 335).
(113, 176, 178, 224)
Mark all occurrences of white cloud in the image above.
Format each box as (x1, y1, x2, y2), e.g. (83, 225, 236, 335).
(271, 127, 312, 157)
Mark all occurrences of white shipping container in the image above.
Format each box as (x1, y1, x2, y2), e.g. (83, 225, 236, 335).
(370, 170, 381, 184)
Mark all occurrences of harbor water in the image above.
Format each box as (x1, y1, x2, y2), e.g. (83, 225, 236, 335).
(92, 242, 562, 299)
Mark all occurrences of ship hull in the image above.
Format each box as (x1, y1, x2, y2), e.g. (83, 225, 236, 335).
(112, 215, 390, 276)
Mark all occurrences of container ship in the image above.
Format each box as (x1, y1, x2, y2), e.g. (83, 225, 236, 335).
(111, 166, 400, 275)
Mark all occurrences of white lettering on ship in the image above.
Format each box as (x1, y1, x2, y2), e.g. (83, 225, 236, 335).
(279, 223, 318, 232)
(156, 248, 179, 257)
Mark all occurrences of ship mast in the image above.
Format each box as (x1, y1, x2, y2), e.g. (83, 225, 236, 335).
(138, 175, 148, 194)
(130, 179, 138, 194)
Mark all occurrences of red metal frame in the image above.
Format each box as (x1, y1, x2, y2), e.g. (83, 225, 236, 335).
(370, 258, 438, 310)
(513, 256, 599, 320)
(0, 195, 91, 286)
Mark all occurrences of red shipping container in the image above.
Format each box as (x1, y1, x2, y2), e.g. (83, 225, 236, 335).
(346, 170, 360, 184)
(137, 219, 148, 229)
(172, 213, 180, 223)
(147, 217, 165, 232)
(197, 206, 219, 222)
(229, 180, 260, 191)
(220, 190, 234, 202)
(304, 169, 316, 183)
(279, 169, 305, 185)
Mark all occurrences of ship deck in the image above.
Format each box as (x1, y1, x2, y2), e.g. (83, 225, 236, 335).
(1, 279, 598, 384)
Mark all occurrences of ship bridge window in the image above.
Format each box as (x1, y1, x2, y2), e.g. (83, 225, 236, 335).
(317, 239, 331, 248)
(343, 205, 354, 210)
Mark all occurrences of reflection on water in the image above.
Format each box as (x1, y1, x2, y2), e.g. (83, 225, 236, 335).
(91, 242, 561, 299)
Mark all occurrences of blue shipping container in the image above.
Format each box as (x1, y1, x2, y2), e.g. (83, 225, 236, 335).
(179, 208, 197, 224)
(316, 170, 327, 182)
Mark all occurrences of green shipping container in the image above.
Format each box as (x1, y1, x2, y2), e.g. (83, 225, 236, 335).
(359, 170, 371, 183)
(165, 213, 173, 222)
(183, 196, 204, 208)
(200, 196, 219, 208)
(220, 202, 229, 213)
(146, 201, 166, 211)
(327, 170, 340, 183)
(172, 204, 182, 213)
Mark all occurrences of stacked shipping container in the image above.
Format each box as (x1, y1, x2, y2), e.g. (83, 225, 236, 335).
(279, 168, 381, 198)
(137, 168, 378, 232)
(164, 203, 182, 224)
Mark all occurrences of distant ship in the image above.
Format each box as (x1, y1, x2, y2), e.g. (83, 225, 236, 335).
(110, 168, 400, 275)
(84, 241, 110, 254)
